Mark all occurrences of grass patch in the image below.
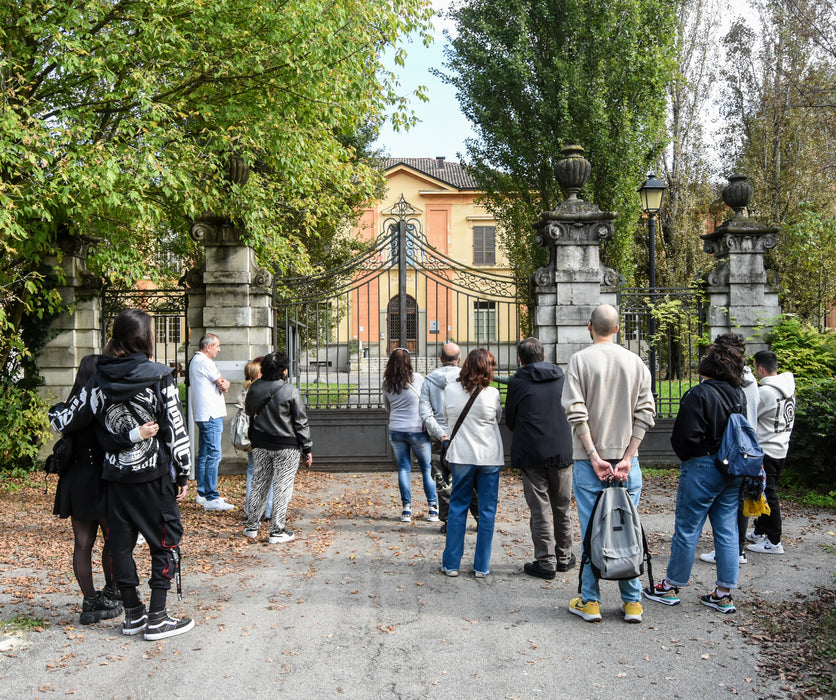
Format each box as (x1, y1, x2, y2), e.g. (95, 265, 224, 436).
(2, 614, 47, 631)
(780, 482, 836, 510)
(301, 383, 351, 406)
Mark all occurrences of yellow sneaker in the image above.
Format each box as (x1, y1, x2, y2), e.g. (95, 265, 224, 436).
(569, 597, 601, 622)
(622, 601, 643, 623)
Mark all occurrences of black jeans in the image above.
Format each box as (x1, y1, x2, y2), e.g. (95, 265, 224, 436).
(753, 455, 784, 544)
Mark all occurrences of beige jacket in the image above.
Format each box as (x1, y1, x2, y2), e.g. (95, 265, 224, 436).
(561, 342, 656, 461)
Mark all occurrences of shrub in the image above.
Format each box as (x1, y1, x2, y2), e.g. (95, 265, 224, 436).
(0, 385, 53, 473)
(765, 317, 836, 380)
(784, 379, 836, 491)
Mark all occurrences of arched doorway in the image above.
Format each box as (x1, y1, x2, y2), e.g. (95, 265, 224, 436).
(387, 294, 417, 354)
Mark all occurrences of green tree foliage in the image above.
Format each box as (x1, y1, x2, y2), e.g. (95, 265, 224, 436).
(439, 0, 678, 296)
(720, 2, 836, 226)
(771, 209, 836, 329)
(658, 0, 718, 288)
(0, 0, 433, 370)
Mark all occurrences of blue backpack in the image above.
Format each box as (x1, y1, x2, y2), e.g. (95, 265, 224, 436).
(706, 384, 764, 477)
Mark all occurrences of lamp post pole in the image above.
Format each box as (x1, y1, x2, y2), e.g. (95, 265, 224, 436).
(647, 211, 658, 403)
(638, 173, 667, 406)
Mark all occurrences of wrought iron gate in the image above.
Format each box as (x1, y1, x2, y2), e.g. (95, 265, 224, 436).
(617, 286, 707, 418)
(101, 284, 190, 381)
(272, 196, 523, 411)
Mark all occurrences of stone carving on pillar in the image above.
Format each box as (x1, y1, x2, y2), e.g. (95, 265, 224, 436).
(700, 174, 781, 349)
(190, 212, 244, 247)
(531, 145, 618, 364)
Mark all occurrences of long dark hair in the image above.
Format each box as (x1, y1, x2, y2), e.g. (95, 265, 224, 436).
(104, 309, 154, 358)
(67, 354, 101, 402)
(699, 333, 746, 387)
(383, 348, 413, 394)
(460, 348, 496, 393)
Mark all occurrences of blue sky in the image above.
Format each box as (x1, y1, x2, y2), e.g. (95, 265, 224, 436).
(374, 2, 476, 162)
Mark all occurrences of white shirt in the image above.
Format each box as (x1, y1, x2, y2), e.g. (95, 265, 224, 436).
(189, 351, 227, 421)
(443, 382, 504, 466)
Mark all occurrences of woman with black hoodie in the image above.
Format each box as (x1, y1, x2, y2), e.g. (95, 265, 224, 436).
(643, 334, 749, 615)
(49, 309, 193, 640)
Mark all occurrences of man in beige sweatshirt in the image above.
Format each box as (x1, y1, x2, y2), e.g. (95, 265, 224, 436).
(561, 304, 656, 624)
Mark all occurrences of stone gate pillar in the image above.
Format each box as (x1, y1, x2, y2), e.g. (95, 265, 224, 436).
(701, 175, 781, 353)
(38, 232, 104, 402)
(186, 204, 274, 474)
(531, 146, 619, 365)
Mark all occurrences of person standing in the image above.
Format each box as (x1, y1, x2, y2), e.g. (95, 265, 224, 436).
(244, 351, 312, 543)
(51, 355, 123, 625)
(383, 348, 438, 523)
(440, 348, 504, 578)
(505, 337, 575, 580)
(746, 350, 796, 555)
(240, 358, 272, 520)
(50, 309, 194, 640)
(419, 342, 478, 532)
(190, 333, 234, 511)
(561, 304, 655, 623)
(644, 334, 749, 615)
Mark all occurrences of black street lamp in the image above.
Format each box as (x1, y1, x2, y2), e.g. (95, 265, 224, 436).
(638, 173, 667, 403)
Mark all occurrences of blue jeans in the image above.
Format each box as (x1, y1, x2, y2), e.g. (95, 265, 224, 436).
(389, 431, 437, 507)
(196, 417, 223, 501)
(666, 455, 742, 590)
(442, 463, 501, 575)
(246, 452, 272, 517)
(574, 458, 643, 604)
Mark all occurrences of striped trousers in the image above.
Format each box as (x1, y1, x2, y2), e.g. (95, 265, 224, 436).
(246, 447, 300, 535)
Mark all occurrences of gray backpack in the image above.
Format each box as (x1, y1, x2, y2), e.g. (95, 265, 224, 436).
(579, 482, 654, 588)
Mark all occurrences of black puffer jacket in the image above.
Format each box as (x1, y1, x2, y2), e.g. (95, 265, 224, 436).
(505, 362, 573, 468)
(671, 379, 746, 461)
(245, 378, 312, 454)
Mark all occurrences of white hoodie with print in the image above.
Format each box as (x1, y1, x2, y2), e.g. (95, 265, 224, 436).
(756, 372, 796, 459)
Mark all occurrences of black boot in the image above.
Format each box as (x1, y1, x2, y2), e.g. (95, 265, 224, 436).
(143, 609, 194, 641)
(122, 604, 148, 636)
(79, 591, 123, 625)
(102, 583, 122, 602)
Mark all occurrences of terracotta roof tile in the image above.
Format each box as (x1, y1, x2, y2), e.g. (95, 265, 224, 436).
(385, 158, 478, 190)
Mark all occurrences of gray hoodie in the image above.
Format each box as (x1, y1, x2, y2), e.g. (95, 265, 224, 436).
(418, 365, 461, 440)
(757, 372, 796, 459)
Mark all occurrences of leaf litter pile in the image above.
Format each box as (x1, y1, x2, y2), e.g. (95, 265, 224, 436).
(0, 468, 834, 696)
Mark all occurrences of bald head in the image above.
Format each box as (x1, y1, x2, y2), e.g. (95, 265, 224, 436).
(589, 304, 619, 339)
(440, 342, 461, 365)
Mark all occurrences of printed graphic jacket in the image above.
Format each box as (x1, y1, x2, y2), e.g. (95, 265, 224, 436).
(49, 353, 191, 485)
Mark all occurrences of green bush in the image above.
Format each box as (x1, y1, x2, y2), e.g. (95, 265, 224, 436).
(765, 316, 836, 380)
(784, 379, 836, 491)
(0, 385, 53, 473)
(762, 318, 836, 491)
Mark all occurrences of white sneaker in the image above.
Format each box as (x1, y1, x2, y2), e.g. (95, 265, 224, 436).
(747, 539, 784, 554)
(745, 530, 765, 544)
(204, 498, 235, 512)
(268, 530, 295, 544)
(196, 495, 206, 506)
(699, 550, 747, 564)
(242, 528, 258, 539)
